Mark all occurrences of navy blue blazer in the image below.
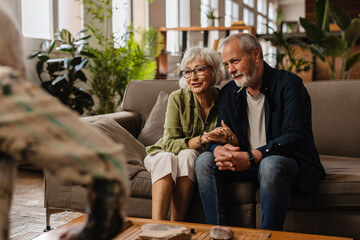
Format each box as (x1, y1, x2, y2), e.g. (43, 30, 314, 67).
(209, 62, 325, 193)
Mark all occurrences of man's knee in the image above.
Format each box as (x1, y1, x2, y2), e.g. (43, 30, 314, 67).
(258, 155, 299, 188)
(195, 151, 214, 170)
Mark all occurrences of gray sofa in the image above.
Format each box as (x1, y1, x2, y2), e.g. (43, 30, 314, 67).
(44, 79, 360, 239)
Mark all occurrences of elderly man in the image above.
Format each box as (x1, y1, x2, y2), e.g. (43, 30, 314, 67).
(0, 5, 128, 240)
(195, 33, 325, 230)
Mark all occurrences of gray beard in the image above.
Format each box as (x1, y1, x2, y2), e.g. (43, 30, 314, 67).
(233, 70, 256, 88)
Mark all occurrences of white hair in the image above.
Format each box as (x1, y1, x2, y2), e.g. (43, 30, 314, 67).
(179, 46, 225, 88)
(0, 6, 26, 73)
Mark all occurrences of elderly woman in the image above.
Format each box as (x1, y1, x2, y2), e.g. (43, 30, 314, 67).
(144, 46, 238, 221)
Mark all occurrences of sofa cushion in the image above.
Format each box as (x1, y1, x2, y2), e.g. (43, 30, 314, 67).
(305, 80, 360, 158)
(138, 91, 169, 146)
(255, 155, 360, 209)
(83, 116, 147, 179)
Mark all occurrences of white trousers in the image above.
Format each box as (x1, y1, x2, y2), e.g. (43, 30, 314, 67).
(144, 149, 199, 184)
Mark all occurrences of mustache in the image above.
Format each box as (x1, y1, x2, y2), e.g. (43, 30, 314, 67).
(231, 71, 243, 79)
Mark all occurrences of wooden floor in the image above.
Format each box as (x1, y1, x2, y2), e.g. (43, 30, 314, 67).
(9, 168, 82, 240)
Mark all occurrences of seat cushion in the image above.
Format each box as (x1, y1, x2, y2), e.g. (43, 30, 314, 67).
(83, 116, 147, 179)
(138, 91, 169, 146)
(255, 155, 360, 209)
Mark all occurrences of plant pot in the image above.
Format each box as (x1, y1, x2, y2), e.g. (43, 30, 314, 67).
(208, 19, 215, 27)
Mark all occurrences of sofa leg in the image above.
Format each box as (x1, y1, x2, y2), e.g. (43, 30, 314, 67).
(44, 208, 62, 232)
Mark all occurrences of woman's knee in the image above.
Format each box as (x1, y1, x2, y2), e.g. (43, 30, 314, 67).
(178, 149, 199, 163)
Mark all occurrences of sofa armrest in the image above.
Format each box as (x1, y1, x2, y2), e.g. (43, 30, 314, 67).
(81, 111, 142, 138)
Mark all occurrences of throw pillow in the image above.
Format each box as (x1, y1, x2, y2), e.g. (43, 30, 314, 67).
(84, 116, 146, 179)
(138, 91, 169, 146)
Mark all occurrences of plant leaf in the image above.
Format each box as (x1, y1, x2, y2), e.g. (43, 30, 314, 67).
(321, 0, 330, 31)
(343, 18, 360, 49)
(40, 40, 50, 51)
(56, 44, 73, 52)
(315, 0, 326, 27)
(329, 1, 352, 31)
(321, 34, 347, 57)
(76, 44, 84, 57)
(37, 54, 50, 62)
(48, 39, 57, 54)
(75, 70, 87, 82)
(300, 18, 324, 43)
(36, 61, 45, 81)
(61, 29, 73, 43)
(75, 58, 88, 72)
(345, 52, 360, 71)
(75, 28, 88, 36)
(52, 74, 68, 85)
(79, 50, 96, 58)
(79, 34, 91, 40)
(28, 51, 41, 59)
(309, 44, 326, 61)
(63, 58, 72, 70)
(47, 58, 67, 63)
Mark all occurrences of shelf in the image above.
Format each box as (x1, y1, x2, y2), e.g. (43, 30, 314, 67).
(156, 26, 255, 79)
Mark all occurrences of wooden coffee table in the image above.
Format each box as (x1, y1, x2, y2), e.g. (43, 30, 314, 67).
(33, 215, 352, 240)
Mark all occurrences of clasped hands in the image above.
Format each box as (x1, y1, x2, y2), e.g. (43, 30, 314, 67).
(213, 144, 250, 172)
(201, 120, 239, 146)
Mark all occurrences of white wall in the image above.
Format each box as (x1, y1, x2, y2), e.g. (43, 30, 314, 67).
(279, 0, 305, 22)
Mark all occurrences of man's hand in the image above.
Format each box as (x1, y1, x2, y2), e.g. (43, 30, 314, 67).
(214, 144, 251, 172)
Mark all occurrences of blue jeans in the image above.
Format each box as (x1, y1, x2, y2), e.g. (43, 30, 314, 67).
(195, 151, 300, 230)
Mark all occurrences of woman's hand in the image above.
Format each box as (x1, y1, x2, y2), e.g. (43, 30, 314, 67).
(206, 120, 239, 145)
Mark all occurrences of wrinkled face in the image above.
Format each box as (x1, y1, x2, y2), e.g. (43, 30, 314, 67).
(184, 59, 213, 94)
(221, 39, 257, 88)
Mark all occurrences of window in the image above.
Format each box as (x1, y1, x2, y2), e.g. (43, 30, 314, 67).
(21, 0, 83, 39)
(21, 0, 53, 39)
(201, 0, 219, 27)
(224, 0, 232, 27)
(243, 7, 254, 27)
(113, 0, 131, 39)
(224, 0, 239, 27)
(166, 0, 179, 53)
(243, 0, 254, 8)
(257, 0, 267, 16)
(257, 15, 267, 34)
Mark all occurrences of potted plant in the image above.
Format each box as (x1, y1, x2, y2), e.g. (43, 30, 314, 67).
(300, 0, 360, 79)
(267, 10, 312, 74)
(28, 29, 94, 115)
(205, 8, 221, 27)
(83, 0, 163, 115)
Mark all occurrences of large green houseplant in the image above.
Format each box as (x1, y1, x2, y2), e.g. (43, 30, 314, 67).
(29, 29, 94, 115)
(300, 0, 360, 79)
(83, 0, 163, 115)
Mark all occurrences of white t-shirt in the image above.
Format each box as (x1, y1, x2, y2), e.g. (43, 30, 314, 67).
(246, 89, 266, 149)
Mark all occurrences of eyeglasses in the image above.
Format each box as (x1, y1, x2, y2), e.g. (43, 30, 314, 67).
(180, 65, 213, 78)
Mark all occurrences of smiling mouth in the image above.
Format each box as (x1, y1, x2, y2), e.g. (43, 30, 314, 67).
(232, 73, 243, 79)
(192, 82, 202, 87)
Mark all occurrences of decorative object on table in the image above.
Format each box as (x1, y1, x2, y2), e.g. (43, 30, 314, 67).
(205, 7, 222, 27)
(83, 0, 163, 115)
(209, 226, 234, 240)
(138, 223, 191, 240)
(28, 29, 94, 115)
(300, 0, 360, 79)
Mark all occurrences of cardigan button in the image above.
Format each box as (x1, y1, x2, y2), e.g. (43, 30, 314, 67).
(266, 149, 269, 152)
